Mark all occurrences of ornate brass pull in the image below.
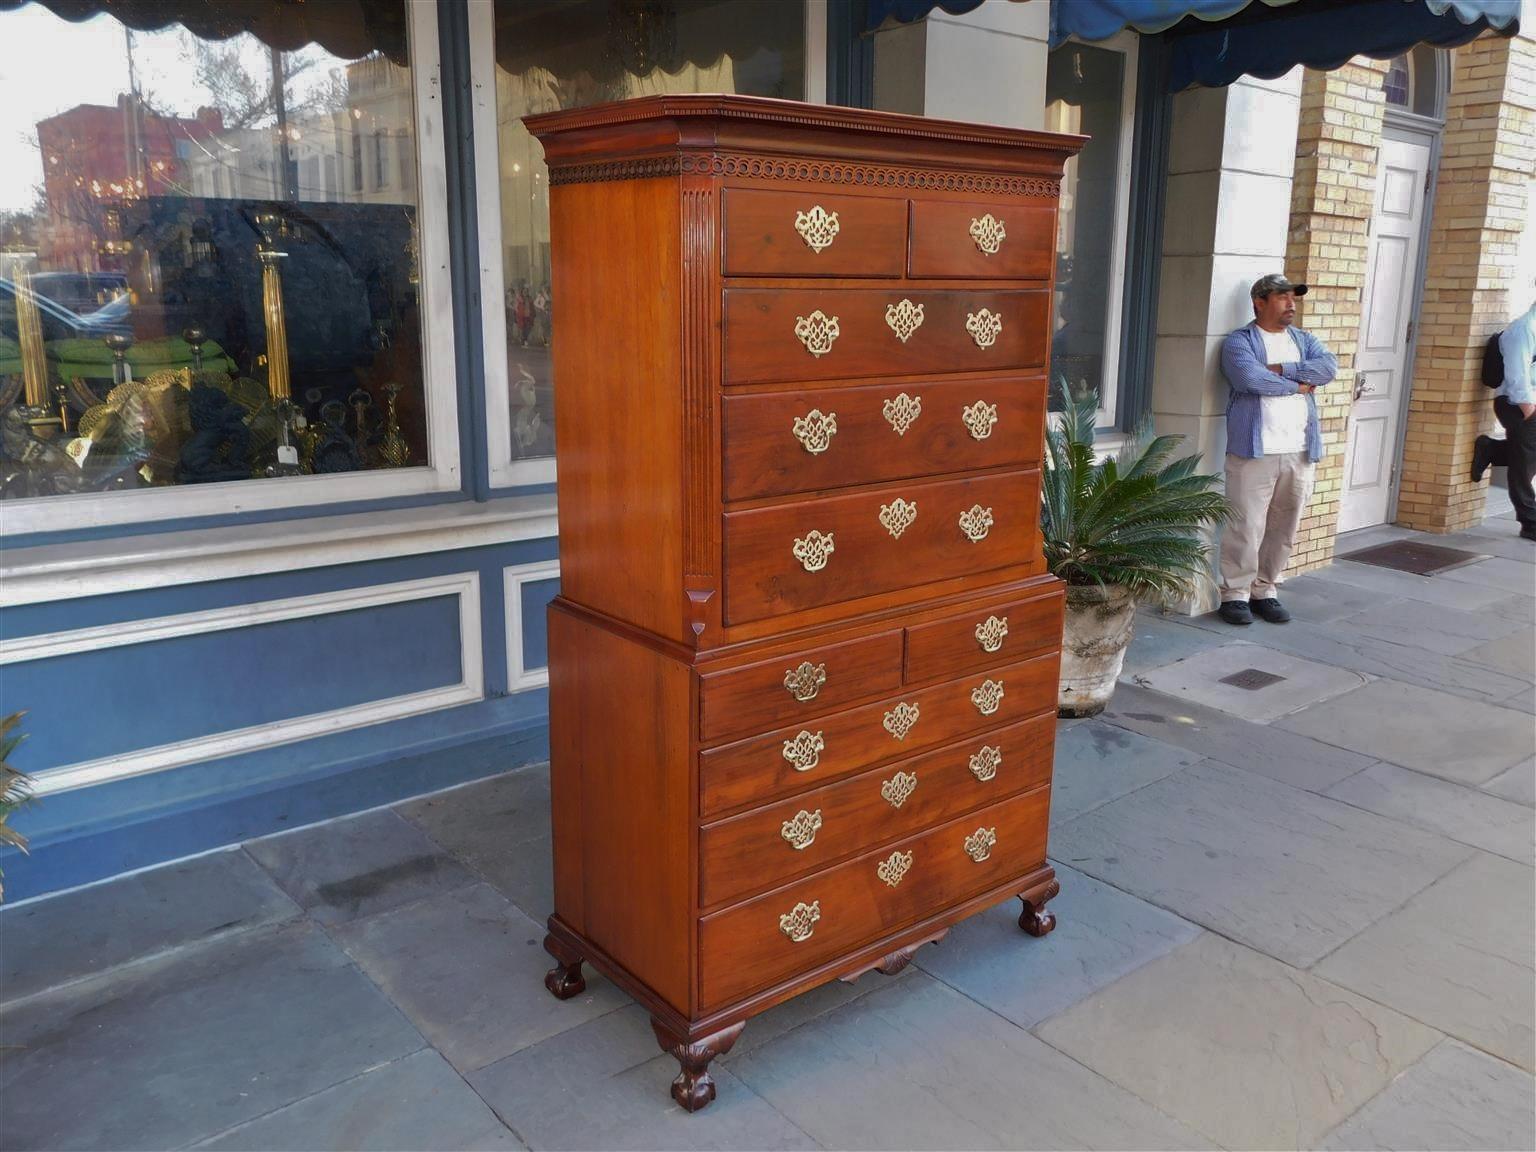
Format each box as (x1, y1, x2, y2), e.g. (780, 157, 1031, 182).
(792, 409, 838, 454)
(882, 392, 922, 436)
(879, 498, 918, 540)
(794, 310, 840, 357)
(783, 662, 827, 702)
(969, 213, 1006, 254)
(884, 299, 925, 343)
(972, 678, 1004, 716)
(975, 615, 1008, 653)
(880, 769, 917, 809)
(962, 400, 998, 441)
(779, 899, 821, 942)
(959, 505, 994, 543)
(883, 701, 920, 741)
(781, 809, 823, 850)
(964, 827, 997, 863)
(782, 730, 825, 772)
(792, 530, 835, 572)
(794, 206, 839, 252)
(965, 309, 1003, 349)
(877, 849, 913, 887)
(969, 745, 1001, 782)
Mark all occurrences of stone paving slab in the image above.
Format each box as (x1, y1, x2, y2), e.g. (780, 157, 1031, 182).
(729, 973, 1212, 1150)
(1135, 641, 1369, 723)
(244, 809, 477, 926)
(915, 864, 1200, 1029)
(1256, 573, 1389, 622)
(1324, 762, 1535, 864)
(1053, 760, 1472, 967)
(1438, 556, 1536, 596)
(466, 1004, 818, 1151)
(1461, 627, 1536, 681)
(331, 882, 628, 1074)
(1479, 590, 1536, 624)
(1333, 598, 1512, 656)
(1309, 561, 1512, 610)
(1484, 757, 1536, 806)
(721, 967, 912, 1062)
(1432, 529, 1536, 564)
(0, 849, 298, 1004)
(195, 1049, 519, 1151)
(1120, 613, 1234, 675)
(1035, 933, 1442, 1151)
(1315, 852, 1536, 1072)
(1048, 720, 1201, 826)
(0, 922, 425, 1151)
(1319, 1039, 1536, 1152)
(1276, 678, 1535, 784)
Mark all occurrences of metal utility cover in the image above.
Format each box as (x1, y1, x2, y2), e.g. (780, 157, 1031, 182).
(1219, 668, 1288, 691)
(1341, 541, 1488, 576)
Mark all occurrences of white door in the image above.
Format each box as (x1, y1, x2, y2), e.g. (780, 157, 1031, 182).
(1339, 137, 1431, 532)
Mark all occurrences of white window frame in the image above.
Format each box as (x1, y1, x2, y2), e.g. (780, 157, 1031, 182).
(1, 0, 461, 536)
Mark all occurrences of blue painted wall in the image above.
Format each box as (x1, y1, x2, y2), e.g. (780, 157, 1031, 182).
(519, 576, 559, 673)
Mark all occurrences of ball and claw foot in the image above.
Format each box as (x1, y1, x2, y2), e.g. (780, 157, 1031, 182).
(651, 1019, 745, 1113)
(1018, 878, 1061, 938)
(542, 934, 587, 1000)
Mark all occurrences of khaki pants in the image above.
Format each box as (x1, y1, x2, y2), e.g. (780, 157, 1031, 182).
(1219, 452, 1315, 603)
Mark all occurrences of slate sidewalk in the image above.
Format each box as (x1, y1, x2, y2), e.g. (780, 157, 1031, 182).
(3, 502, 1532, 1151)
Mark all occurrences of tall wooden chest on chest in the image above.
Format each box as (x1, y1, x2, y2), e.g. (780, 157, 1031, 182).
(527, 95, 1083, 1111)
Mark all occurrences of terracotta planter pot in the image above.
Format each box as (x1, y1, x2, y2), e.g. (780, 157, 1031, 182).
(1058, 583, 1137, 718)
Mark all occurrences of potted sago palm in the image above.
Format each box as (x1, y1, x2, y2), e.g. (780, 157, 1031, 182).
(1042, 386, 1230, 717)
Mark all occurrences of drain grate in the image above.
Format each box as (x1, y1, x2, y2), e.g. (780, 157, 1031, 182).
(1341, 540, 1488, 576)
(1220, 668, 1288, 691)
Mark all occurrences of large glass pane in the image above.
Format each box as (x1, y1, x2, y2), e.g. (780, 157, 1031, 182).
(0, 0, 426, 502)
(492, 0, 805, 466)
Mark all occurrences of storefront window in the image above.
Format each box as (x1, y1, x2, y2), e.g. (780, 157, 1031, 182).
(0, 0, 430, 505)
(486, 0, 805, 480)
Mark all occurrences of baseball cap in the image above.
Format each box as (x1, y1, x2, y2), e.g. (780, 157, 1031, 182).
(1251, 274, 1308, 299)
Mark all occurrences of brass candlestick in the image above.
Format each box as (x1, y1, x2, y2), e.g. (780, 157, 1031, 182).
(378, 382, 410, 468)
(1, 251, 49, 407)
(255, 214, 291, 401)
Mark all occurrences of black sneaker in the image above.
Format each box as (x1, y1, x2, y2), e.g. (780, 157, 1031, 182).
(1521, 525, 1536, 542)
(1252, 598, 1291, 623)
(1218, 600, 1253, 625)
(1471, 435, 1496, 482)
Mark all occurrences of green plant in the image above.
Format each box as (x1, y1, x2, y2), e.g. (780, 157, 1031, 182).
(1041, 382, 1230, 598)
(0, 712, 35, 902)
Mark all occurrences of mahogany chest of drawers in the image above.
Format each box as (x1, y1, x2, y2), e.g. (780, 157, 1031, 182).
(526, 95, 1083, 1111)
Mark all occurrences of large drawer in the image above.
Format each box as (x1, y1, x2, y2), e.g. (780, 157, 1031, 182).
(699, 713, 1054, 909)
(721, 189, 907, 278)
(698, 786, 1051, 1010)
(904, 583, 1064, 686)
(700, 650, 1059, 817)
(722, 376, 1046, 501)
(722, 470, 1041, 626)
(698, 629, 904, 745)
(908, 199, 1055, 280)
(723, 289, 1048, 384)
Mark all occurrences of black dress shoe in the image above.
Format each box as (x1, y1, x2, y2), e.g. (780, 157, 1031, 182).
(1471, 435, 1496, 482)
(1521, 525, 1536, 542)
(1219, 600, 1253, 625)
(1252, 598, 1291, 623)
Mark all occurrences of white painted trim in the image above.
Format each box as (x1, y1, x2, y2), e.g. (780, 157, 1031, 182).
(1, 493, 556, 607)
(11, 572, 485, 795)
(0, 1, 462, 537)
(503, 558, 560, 691)
(805, 0, 830, 104)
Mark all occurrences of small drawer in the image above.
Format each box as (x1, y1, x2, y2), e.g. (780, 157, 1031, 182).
(722, 189, 907, 278)
(700, 650, 1058, 817)
(722, 470, 1041, 627)
(699, 713, 1054, 908)
(908, 199, 1055, 280)
(698, 785, 1051, 1010)
(722, 376, 1046, 501)
(699, 630, 904, 745)
(722, 288, 1048, 385)
(904, 583, 1064, 686)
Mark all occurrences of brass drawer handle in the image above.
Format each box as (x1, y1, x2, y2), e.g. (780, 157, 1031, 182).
(971, 678, 1004, 716)
(970, 745, 1001, 782)
(779, 899, 821, 942)
(969, 213, 1006, 255)
(795, 205, 839, 252)
(880, 769, 917, 809)
(794, 310, 840, 357)
(885, 298, 925, 343)
(975, 615, 1008, 653)
(966, 308, 1003, 349)
(783, 661, 827, 702)
(963, 400, 999, 441)
(781, 809, 823, 850)
(882, 391, 922, 436)
(964, 826, 997, 863)
(782, 730, 825, 772)
(879, 498, 918, 540)
(792, 530, 835, 572)
(792, 408, 838, 454)
(877, 849, 913, 887)
(883, 701, 920, 741)
(959, 505, 994, 543)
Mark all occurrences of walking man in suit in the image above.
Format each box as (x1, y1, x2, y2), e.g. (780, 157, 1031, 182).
(1472, 298, 1536, 541)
